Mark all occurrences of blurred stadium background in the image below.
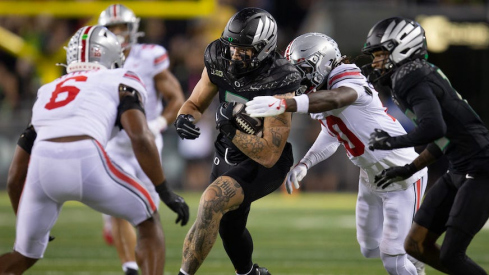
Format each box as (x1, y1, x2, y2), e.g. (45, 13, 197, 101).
(0, 0, 488, 274)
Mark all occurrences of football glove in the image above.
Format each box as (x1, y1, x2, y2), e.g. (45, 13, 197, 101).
(174, 114, 200, 140)
(285, 163, 308, 194)
(148, 116, 168, 137)
(155, 181, 189, 226)
(245, 96, 287, 117)
(216, 102, 237, 140)
(368, 129, 393, 150)
(375, 163, 417, 189)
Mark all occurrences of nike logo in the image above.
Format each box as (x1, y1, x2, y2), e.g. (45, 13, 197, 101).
(268, 102, 277, 107)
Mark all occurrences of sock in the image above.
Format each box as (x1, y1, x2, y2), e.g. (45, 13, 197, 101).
(236, 265, 254, 275)
(179, 268, 191, 275)
(122, 261, 138, 272)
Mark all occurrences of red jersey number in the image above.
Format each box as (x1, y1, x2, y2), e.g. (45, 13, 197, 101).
(45, 76, 88, 110)
(325, 116, 365, 157)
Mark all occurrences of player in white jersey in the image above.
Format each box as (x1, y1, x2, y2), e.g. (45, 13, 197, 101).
(0, 25, 189, 275)
(246, 33, 428, 275)
(98, 4, 186, 274)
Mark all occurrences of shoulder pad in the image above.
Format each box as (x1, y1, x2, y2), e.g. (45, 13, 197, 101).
(392, 59, 431, 95)
(204, 40, 228, 74)
(247, 54, 301, 95)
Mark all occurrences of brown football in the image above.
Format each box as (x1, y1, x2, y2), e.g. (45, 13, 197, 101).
(232, 102, 264, 137)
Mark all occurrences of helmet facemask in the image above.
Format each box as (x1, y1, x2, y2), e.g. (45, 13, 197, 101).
(219, 8, 277, 78)
(284, 33, 341, 94)
(361, 17, 428, 85)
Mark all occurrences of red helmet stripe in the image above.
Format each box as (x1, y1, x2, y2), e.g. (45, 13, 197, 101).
(80, 26, 94, 62)
(112, 4, 117, 18)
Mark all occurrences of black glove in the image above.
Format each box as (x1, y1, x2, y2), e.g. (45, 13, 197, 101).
(174, 114, 200, 140)
(155, 180, 189, 226)
(368, 128, 393, 151)
(375, 163, 417, 189)
(216, 102, 237, 140)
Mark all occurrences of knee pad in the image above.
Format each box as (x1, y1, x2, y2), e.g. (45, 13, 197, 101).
(360, 246, 380, 258)
(380, 253, 417, 275)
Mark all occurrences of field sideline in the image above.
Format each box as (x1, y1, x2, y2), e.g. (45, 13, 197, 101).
(1, 191, 488, 275)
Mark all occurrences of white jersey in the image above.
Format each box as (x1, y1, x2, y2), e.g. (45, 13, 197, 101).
(124, 43, 169, 120)
(106, 43, 170, 153)
(308, 64, 426, 191)
(31, 68, 147, 147)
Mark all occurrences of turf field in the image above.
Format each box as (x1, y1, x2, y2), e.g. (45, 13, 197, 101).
(1, 191, 488, 275)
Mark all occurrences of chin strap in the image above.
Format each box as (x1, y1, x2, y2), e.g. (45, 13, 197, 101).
(66, 62, 108, 73)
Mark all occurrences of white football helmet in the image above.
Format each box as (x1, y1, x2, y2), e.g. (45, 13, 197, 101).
(284, 32, 341, 94)
(98, 4, 143, 48)
(65, 25, 124, 73)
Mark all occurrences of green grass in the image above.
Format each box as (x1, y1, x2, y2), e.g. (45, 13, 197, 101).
(1, 191, 488, 275)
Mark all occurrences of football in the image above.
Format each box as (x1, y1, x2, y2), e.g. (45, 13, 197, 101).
(232, 102, 264, 137)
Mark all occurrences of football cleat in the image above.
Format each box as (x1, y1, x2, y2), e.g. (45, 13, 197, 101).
(252, 263, 271, 275)
(125, 267, 139, 275)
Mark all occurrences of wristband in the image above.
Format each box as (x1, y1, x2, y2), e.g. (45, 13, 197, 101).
(155, 116, 168, 131)
(294, 94, 309, 113)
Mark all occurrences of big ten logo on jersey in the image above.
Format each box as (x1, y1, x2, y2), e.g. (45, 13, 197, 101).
(45, 76, 88, 110)
(210, 68, 223, 77)
(320, 116, 365, 158)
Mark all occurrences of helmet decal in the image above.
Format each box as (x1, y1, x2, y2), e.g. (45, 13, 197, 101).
(65, 25, 125, 73)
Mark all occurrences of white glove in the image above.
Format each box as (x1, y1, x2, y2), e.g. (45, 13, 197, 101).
(285, 163, 308, 194)
(148, 116, 168, 138)
(245, 96, 286, 117)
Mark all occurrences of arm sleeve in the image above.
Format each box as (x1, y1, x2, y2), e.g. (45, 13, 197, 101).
(300, 124, 341, 169)
(17, 125, 37, 154)
(390, 83, 446, 148)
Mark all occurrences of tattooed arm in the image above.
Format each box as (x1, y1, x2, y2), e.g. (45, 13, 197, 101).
(232, 92, 293, 168)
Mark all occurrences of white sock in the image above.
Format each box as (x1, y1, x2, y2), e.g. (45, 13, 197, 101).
(122, 261, 138, 272)
(179, 268, 191, 275)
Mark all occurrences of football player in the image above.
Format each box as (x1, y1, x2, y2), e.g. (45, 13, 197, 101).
(173, 7, 301, 275)
(0, 25, 188, 275)
(98, 4, 186, 275)
(364, 17, 489, 274)
(246, 33, 428, 275)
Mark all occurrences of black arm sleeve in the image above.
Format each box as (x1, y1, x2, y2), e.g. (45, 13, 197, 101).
(17, 125, 37, 155)
(390, 83, 446, 148)
(116, 84, 145, 129)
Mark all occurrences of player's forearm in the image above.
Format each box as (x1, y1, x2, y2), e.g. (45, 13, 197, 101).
(232, 115, 290, 168)
(285, 87, 356, 114)
(131, 133, 165, 185)
(411, 145, 442, 171)
(232, 129, 286, 168)
(7, 174, 24, 215)
(178, 100, 205, 122)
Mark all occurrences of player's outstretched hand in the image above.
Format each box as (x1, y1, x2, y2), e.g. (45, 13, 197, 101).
(174, 114, 200, 140)
(374, 164, 417, 189)
(368, 128, 393, 150)
(155, 181, 190, 226)
(245, 96, 286, 117)
(285, 163, 308, 194)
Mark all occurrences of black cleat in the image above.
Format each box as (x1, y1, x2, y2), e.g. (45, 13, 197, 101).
(252, 264, 271, 275)
(125, 268, 139, 275)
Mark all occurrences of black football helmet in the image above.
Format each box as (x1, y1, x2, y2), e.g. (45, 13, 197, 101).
(220, 7, 277, 77)
(361, 17, 428, 85)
